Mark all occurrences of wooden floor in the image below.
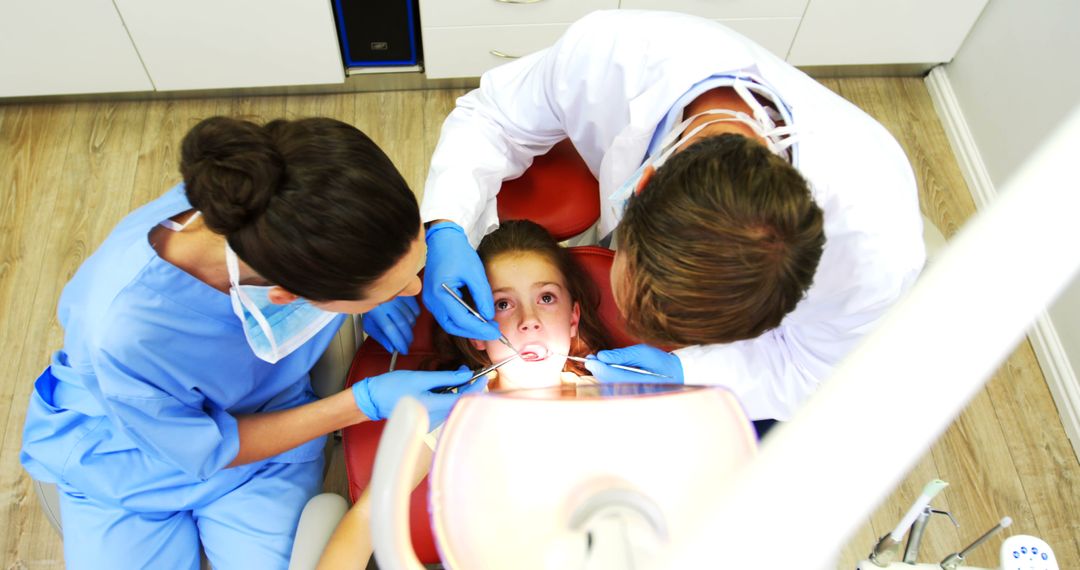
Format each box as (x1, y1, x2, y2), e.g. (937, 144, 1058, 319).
(0, 79, 1077, 569)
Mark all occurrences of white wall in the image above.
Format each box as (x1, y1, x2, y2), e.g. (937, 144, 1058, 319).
(947, 0, 1080, 182)
(940, 0, 1080, 449)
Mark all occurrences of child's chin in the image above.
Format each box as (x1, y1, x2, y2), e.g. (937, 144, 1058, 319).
(502, 364, 564, 389)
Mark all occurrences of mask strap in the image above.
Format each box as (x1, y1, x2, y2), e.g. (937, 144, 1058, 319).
(655, 112, 783, 167)
(224, 243, 280, 356)
(653, 114, 737, 166)
(158, 211, 201, 232)
(733, 81, 776, 131)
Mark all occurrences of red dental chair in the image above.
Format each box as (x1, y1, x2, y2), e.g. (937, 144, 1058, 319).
(496, 139, 600, 242)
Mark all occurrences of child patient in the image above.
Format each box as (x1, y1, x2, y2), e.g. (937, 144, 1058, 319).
(315, 220, 614, 569)
(434, 219, 613, 390)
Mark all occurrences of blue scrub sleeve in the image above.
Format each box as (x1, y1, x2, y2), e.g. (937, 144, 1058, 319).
(95, 350, 241, 481)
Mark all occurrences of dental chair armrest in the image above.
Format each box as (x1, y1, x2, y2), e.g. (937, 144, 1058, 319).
(288, 493, 350, 570)
(311, 316, 360, 399)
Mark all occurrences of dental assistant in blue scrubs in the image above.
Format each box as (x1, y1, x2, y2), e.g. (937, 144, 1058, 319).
(20, 116, 481, 569)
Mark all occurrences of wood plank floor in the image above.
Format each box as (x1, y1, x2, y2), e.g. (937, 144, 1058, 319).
(1, 79, 1077, 569)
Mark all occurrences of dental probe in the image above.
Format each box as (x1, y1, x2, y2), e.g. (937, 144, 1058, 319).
(440, 283, 519, 355)
(559, 354, 673, 379)
(432, 353, 522, 394)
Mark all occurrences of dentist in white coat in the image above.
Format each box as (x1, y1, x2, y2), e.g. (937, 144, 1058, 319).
(419, 10, 925, 422)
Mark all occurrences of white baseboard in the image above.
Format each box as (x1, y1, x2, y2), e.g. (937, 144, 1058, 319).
(925, 66, 1080, 460)
(924, 67, 997, 210)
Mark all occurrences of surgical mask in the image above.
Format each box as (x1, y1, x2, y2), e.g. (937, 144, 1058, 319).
(224, 243, 337, 364)
(611, 78, 798, 203)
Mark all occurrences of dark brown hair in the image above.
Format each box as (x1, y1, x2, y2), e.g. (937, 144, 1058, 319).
(180, 116, 419, 301)
(617, 133, 825, 346)
(433, 220, 613, 376)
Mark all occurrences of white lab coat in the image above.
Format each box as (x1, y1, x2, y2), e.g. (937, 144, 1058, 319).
(421, 10, 925, 420)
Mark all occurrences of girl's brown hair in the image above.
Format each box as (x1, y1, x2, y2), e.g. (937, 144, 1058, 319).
(432, 220, 613, 376)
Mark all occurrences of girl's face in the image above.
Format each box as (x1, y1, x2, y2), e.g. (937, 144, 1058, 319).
(471, 251, 580, 389)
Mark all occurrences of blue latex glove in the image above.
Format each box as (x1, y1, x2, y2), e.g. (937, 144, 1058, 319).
(351, 366, 486, 427)
(362, 296, 420, 354)
(422, 222, 501, 341)
(583, 344, 685, 384)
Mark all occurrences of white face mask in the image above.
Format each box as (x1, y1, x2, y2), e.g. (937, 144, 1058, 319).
(224, 243, 337, 364)
(611, 78, 798, 203)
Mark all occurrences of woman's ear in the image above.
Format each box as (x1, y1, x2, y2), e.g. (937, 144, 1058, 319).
(570, 301, 581, 338)
(268, 286, 301, 305)
(469, 338, 486, 352)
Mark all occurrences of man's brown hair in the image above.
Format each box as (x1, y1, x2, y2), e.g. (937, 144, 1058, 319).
(617, 133, 825, 347)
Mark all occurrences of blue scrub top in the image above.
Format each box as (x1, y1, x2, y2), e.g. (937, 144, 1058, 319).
(21, 185, 346, 511)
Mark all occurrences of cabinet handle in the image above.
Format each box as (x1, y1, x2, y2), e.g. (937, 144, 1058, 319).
(494, 0, 546, 4)
(489, 49, 522, 59)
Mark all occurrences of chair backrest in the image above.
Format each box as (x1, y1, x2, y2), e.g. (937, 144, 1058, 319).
(341, 247, 638, 564)
(497, 139, 600, 242)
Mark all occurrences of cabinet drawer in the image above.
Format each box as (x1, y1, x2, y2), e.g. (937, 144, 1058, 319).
(720, 18, 800, 60)
(621, 0, 808, 20)
(787, 0, 988, 65)
(1, 0, 153, 97)
(422, 24, 569, 79)
(420, 0, 616, 28)
(422, 17, 798, 80)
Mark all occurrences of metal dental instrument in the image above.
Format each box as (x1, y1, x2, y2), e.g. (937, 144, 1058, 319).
(559, 354, 673, 379)
(870, 479, 949, 567)
(468, 353, 521, 382)
(432, 353, 522, 394)
(939, 516, 1012, 570)
(440, 283, 519, 355)
(389, 351, 399, 372)
(903, 508, 959, 564)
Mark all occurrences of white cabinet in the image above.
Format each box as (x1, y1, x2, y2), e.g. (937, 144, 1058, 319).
(620, 0, 805, 59)
(2, 0, 345, 97)
(721, 18, 801, 60)
(620, 0, 807, 19)
(423, 25, 571, 81)
(420, 0, 619, 79)
(113, 0, 345, 92)
(787, 0, 989, 66)
(422, 0, 617, 28)
(0, 0, 152, 98)
(420, 0, 991, 78)
(420, 0, 807, 78)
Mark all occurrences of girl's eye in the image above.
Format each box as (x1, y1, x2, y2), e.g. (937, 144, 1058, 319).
(495, 299, 511, 311)
(539, 293, 556, 304)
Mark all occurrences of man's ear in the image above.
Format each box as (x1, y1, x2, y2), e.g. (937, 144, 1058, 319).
(569, 301, 581, 338)
(635, 165, 656, 196)
(267, 286, 301, 305)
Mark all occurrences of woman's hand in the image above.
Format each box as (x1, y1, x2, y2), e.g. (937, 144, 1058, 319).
(351, 367, 487, 426)
(362, 296, 420, 354)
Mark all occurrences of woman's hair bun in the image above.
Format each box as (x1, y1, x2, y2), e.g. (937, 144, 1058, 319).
(180, 116, 285, 235)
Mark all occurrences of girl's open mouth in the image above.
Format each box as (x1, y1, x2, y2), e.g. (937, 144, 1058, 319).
(518, 344, 549, 362)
